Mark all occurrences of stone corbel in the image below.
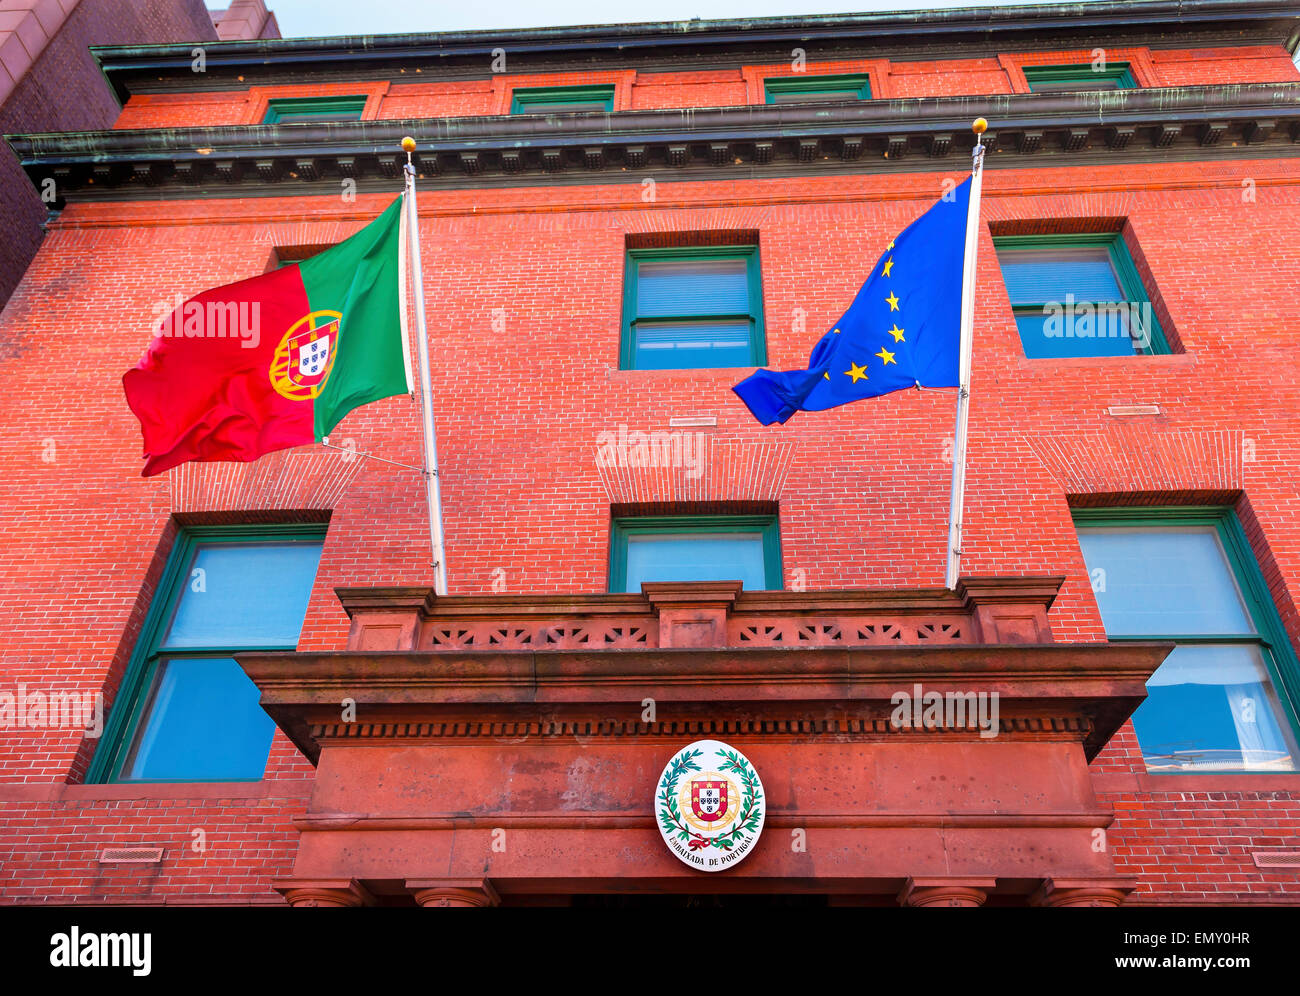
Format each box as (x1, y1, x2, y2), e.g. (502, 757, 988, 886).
(899, 877, 997, 907)
(1030, 877, 1137, 907)
(406, 879, 501, 907)
(274, 878, 375, 907)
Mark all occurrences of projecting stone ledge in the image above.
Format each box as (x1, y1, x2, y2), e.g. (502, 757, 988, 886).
(238, 578, 1169, 905)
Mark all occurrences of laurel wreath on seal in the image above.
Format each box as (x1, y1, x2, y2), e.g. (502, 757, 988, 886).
(657, 748, 763, 852)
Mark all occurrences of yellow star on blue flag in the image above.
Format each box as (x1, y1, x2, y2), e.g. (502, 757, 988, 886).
(733, 177, 971, 425)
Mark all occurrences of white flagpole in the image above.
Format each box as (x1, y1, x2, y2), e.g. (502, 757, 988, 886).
(401, 137, 448, 596)
(945, 118, 987, 591)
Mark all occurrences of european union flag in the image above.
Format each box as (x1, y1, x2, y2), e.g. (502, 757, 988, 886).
(733, 177, 971, 425)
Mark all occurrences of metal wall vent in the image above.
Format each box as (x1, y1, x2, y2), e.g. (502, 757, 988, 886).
(98, 847, 164, 864)
(1252, 851, 1300, 869)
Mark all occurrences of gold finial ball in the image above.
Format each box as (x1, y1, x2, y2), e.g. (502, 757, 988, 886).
(972, 117, 988, 135)
(401, 136, 417, 153)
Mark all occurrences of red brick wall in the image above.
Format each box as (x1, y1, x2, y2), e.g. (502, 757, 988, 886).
(0, 0, 217, 308)
(632, 70, 746, 110)
(112, 91, 253, 130)
(1150, 45, 1300, 85)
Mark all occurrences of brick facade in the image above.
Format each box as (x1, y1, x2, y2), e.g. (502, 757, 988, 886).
(1, 6, 1299, 905)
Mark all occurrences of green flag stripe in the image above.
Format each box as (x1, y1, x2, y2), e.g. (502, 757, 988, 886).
(297, 196, 408, 440)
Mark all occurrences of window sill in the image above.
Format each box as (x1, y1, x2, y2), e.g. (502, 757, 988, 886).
(614, 364, 763, 374)
(1014, 351, 1194, 371)
(1091, 770, 1300, 794)
(0, 779, 315, 803)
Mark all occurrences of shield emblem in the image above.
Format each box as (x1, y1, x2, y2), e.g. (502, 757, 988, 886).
(287, 319, 338, 389)
(690, 779, 728, 823)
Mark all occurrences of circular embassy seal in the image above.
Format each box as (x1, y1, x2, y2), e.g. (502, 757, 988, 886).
(655, 739, 765, 872)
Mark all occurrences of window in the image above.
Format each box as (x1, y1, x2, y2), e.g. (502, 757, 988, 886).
(1024, 64, 1135, 92)
(994, 233, 1168, 358)
(272, 244, 332, 269)
(764, 74, 871, 103)
(621, 247, 766, 370)
(510, 85, 615, 114)
(1075, 508, 1300, 773)
(610, 516, 782, 593)
(90, 526, 325, 783)
(263, 96, 367, 124)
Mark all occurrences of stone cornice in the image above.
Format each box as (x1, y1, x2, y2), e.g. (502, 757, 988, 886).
(240, 578, 1170, 763)
(237, 641, 1171, 763)
(332, 578, 1059, 620)
(10, 83, 1298, 200)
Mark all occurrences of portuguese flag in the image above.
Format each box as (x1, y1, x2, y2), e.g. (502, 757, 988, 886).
(123, 196, 410, 477)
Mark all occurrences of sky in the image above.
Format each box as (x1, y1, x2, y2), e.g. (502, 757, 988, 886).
(234, 0, 1074, 37)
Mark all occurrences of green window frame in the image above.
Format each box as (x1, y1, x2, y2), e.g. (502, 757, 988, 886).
(609, 515, 783, 593)
(88, 524, 326, 784)
(993, 232, 1170, 358)
(263, 96, 367, 124)
(1024, 63, 1136, 93)
(620, 246, 766, 370)
(1074, 506, 1300, 773)
(510, 85, 615, 114)
(764, 74, 872, 103)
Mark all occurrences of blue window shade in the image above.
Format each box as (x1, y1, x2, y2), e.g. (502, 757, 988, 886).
(1075, 514, 1299, 774)
(1131, 645, 1300, 772)
(163, 541, 323, 648)
(1015, 313, 1136, 358)
(264, 97, 366, 124)
(998, 248, 1124, 305)
(611, 516, 781, 592)
(123, 657, 276, 782)
(1024, 64, 1136, 93)
(764, 74, 871, 103)
(768, 88, 863, 103)
(633, 320, 752, 369)
(515, 99, 606, 113)
(510, 86, 615, 114)
(1027, 77, 1126, 93)
(91, 527, 327, 784)
(994, 235, 1166, 358)
(635, 258, 750, 317)
(1077, 527, 1253, 636)
(622, 247, 765, 370)
(624, 533, 766, 591)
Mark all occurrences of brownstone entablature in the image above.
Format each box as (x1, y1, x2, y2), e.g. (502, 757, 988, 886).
(241, 579, 1168, 906)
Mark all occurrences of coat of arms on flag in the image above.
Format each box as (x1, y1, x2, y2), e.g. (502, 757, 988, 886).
(272, 310, 341, 400)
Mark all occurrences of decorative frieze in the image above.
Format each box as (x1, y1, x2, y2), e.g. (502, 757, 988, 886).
(337, 576, 1062, 654)
(305, 713, 1095, 743)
